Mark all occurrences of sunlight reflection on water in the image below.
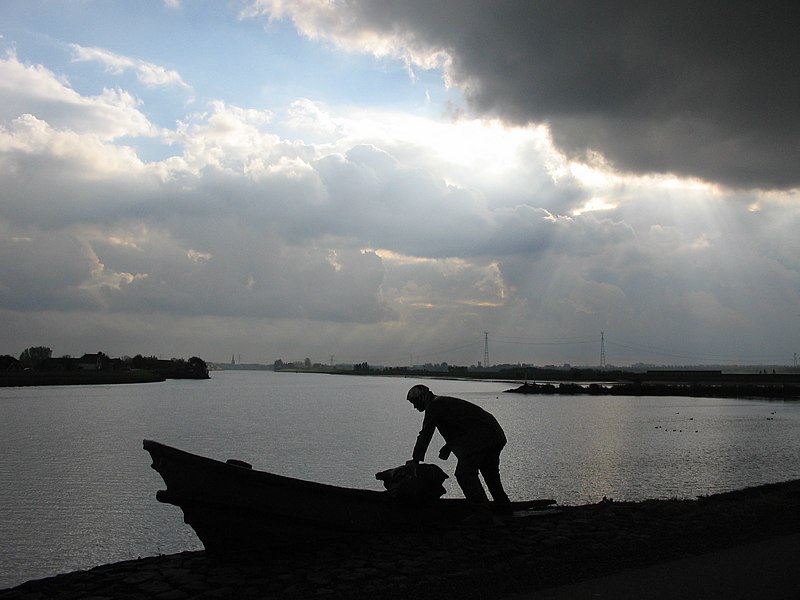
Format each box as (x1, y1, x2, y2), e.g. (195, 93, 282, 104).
(2, 372, 799, 588)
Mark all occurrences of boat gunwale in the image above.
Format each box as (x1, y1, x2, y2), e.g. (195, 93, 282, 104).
(143, 439, 557, 511)
(143, 438, 382, 499)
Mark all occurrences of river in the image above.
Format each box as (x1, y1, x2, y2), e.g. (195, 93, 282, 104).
(2, 371, 799, 588)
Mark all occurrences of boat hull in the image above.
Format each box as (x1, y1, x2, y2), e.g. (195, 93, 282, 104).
(144, 439, 555, 553)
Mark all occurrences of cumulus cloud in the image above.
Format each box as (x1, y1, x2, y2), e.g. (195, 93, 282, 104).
(247, 0, 800, 190)
(0, 54, 590, 359)
(163, 100, 281, 174)
(285, 98, 343, 135)
(0, 51, 157, 139)
(3, 37, 800, 365)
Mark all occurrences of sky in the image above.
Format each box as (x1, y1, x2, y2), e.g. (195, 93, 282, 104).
(1, 1, 799, 368)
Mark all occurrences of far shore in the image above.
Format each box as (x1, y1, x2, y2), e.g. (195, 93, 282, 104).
(4, 365, 800, 400)
(0, 370, 166, 387)
(505, 380, 800, 399)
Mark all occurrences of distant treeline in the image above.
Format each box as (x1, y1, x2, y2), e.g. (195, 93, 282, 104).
(507, 380, 800, 400)
(0, 347, 209, 387)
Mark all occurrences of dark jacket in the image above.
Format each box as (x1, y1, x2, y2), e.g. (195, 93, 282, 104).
(412, 395, 507, 462)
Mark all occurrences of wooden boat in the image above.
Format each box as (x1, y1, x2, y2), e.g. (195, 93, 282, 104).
(144, 439, 556, 554)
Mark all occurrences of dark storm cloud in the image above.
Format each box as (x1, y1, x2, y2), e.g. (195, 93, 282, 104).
(346, 1, 800, 190)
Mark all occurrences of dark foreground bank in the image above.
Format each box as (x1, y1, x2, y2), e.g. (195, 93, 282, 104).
(3, 479, 800, 600)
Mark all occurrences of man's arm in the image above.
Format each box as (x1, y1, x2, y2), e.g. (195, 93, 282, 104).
(411, 412, 436, 462)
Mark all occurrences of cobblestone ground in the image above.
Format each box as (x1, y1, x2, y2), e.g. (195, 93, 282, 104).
(3, 480, 800, 600)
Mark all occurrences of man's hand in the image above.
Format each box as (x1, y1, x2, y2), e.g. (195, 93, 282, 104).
(438, 444, 451, 460)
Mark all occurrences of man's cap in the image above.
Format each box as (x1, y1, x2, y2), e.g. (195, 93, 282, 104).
(407, 384, 430, 401)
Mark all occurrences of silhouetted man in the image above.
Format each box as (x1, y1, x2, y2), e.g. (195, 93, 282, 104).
(406, 384, 512, 523)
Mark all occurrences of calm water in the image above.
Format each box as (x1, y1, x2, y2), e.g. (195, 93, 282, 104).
(2, 371, 799, 588)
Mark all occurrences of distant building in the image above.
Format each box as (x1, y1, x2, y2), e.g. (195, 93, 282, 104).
(78, 353, 108, 370)
(77, 353, 125, 371)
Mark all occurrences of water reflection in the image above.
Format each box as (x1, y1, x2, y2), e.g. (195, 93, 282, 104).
(1, 373, 799, 588)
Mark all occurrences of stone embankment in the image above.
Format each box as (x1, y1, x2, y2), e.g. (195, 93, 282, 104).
(2, 479, 799, 600)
